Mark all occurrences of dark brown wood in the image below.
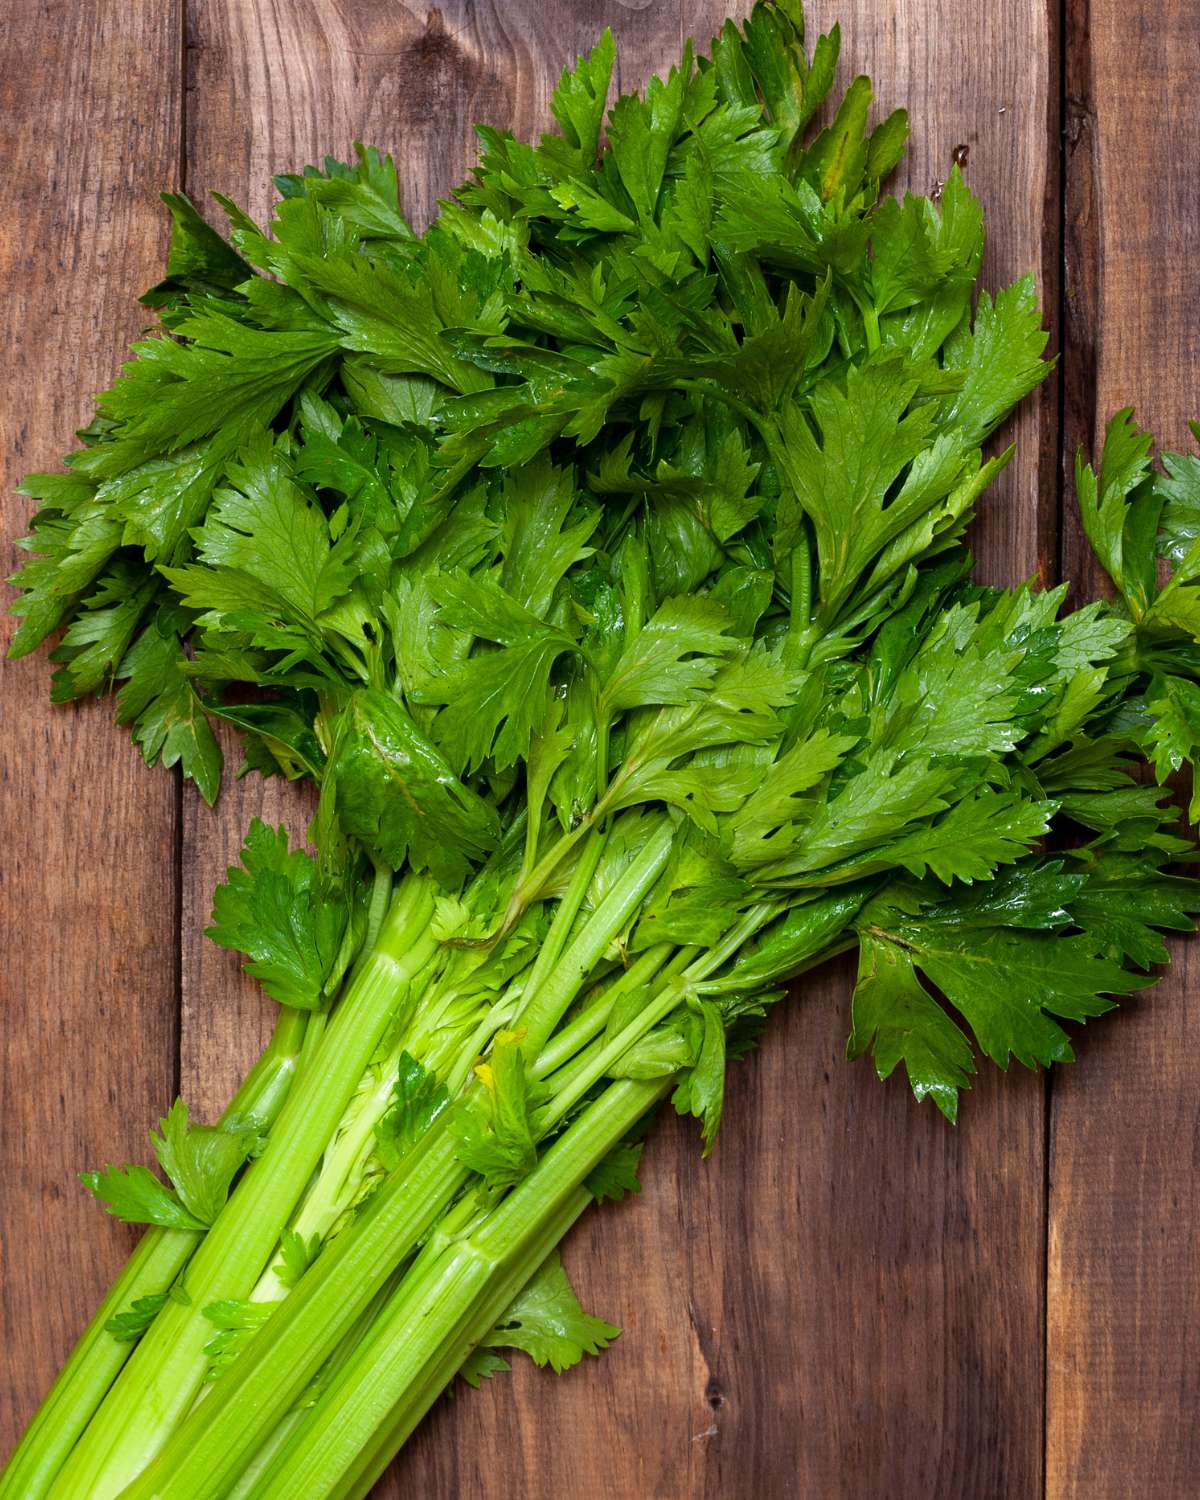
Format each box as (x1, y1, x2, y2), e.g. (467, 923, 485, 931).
(1049, 1, 1200, 1494)
(0, 0, 183, 1459)
(181, 3, 1060, 1496)
(11, 0, 1200, 1494)
(402, 2, 1061, 1490)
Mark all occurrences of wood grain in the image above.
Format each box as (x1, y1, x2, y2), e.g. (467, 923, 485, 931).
(180, 2, 1059, 1496)
(12, 0, 1200, 1494)
(1049, 1, 1200, 1494)
(179, 0, 689, 1126)
(0, 0, 183, 1459)
(675, 5, 1059, 1492)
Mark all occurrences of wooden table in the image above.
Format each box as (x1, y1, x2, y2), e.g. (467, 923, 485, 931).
(2, 3, 1197, 1494)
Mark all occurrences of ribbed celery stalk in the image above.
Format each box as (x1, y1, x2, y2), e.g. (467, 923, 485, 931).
(252, 1079, 667, 1500)
(0, 1005, 310, 1500)
(46, 875, 439, 1500)
(116, 827, 677, 1500)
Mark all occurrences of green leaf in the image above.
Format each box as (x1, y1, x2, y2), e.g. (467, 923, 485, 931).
(107, 434, 240, 563)
(809, 74, 873, 202)
(140, 192, 253, 308)
(584, 1140, 645, 1203)
(272, 1228, 322, 1290)
(450, 1032, 538, 1190)
(720, 888, 868, 992)
(480, 1252, 619, 1374)
(201, 1298, 279, 1380)
(847, 933, 975, 1121)
(679, 279, 831, 409)
(498, 458, 598, 619)
(775, 358, 966, 616)
(75, 309, 338, 479)
(114, 626, 223, 804)
(206, 818, 350, 1010)
(275, 145, 412, 241)
(632, 831, 750, 948)
(104, 1293, 170, 1344)
(607, 49, 690, 222)
(458, 1349, 511, 1389)
(1144, 673, 1200, 821)
(670, 999, 727, 1153)
(1074, 408, 1157, 616)
(208, 701, 326, 783)
(879, 790, 1054, 884)
(736, 2, 839, 149)
(727, 728, 859, 868)
(81, 1162, 207, 1233)
(549, 30, 615, 165)
(374, 1053, 450, 1171)
(278, 240, 488, 394)
(599, 595, 736, 715)
(6, 474, 118, 658)
(150, 1100, 263, 1228)
(1067, 846, 1199, 968)
(48, 563, 160, 697)
(747, 752, 959, 883)
(425, 572, 579, 774)
(292, 399, 393, 520)
(174, 439, 357, 627)
(870, 167, 983, 318)
(331, 687, 500, 886)
(896, 922, 1150, 1071)
(1155, 428, 1200, 567)
(929, 860, 1085, 932)
(941, 274, 1050, 445)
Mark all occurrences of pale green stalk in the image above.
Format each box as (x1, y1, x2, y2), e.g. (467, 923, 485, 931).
(0, 1006, 310, 1500)
(46, 877, 439, 1500)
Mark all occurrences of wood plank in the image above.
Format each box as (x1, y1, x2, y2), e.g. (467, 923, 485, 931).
(390, 11, 737, 1496)
(180, 2, 1060, 1496)
(682, 3, 1060, 1489)
(1049, 2, 1200, 1494)
(0, 0, 183, 1460)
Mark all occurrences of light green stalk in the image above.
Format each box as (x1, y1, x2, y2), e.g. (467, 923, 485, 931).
(118, 1123, 470, 1500)
(251, 1079, 667, 1500)
(0, 1006, 310, 1500)
(46, 876, 439, 1500)
(115, 828, 677, 1500)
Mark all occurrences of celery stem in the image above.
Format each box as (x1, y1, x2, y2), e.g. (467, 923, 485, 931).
(0, 1007, 309, 1500)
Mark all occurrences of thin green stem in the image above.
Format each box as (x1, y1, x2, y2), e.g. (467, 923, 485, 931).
(515, 819, 675, 1056)
(686, 903, 780, 980)
(861, 300, 881, 352)
(530, 942, 682, 1079)
(695, 933, 858, 994)
(595, 718, 611, 801)
(537, 982, 684, 1127)
(516, 823, 609, 1020)
(787, 527, 814, 659)
(537, 906, 777, 1128)
(360, 863, 393, 953)
(503, 817, 591, 931)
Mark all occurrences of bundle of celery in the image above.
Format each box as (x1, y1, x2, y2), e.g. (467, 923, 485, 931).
(8, 4, 1200, 1497)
